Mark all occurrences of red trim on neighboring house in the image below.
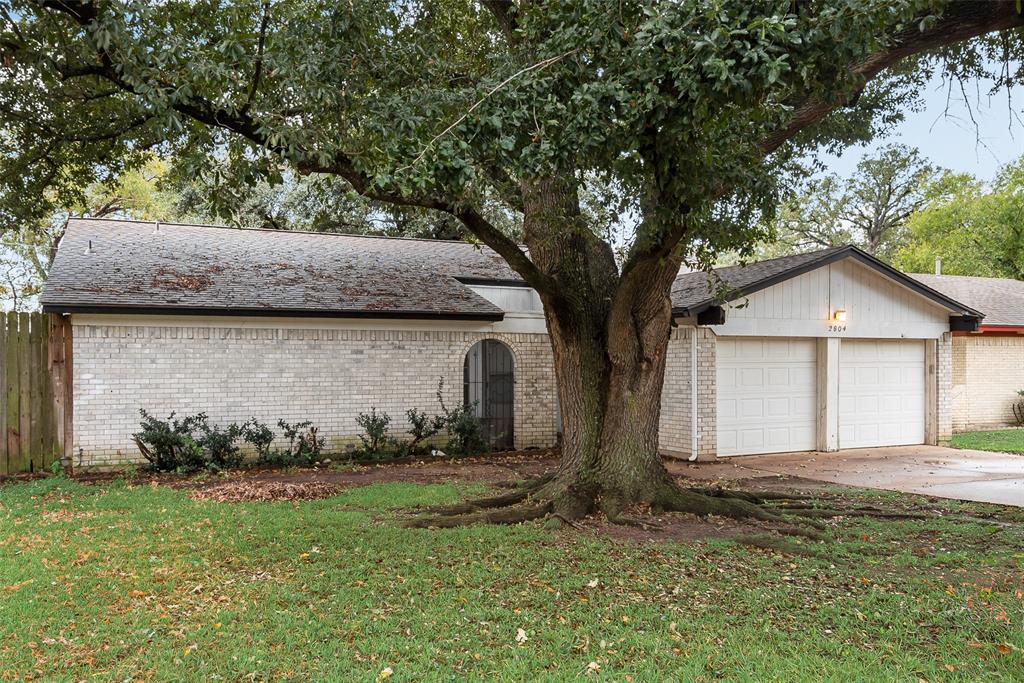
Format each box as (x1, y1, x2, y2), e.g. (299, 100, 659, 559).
(953, 325, 1024, 337)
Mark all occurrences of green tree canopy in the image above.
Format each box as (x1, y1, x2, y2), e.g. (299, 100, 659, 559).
(1, 0, 1022, 524)
(895, 157, 1024, 278)
(0, 157, 179, 310)
(759, 144, 938, 262)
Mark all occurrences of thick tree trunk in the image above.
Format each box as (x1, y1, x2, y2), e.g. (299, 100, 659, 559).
(508, 174, 704, 521)
(414, 186, 829, 530)
(537, 249, 697, 521)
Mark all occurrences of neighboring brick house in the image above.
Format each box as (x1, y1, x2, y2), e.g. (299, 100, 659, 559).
(42, 219, 981, 468)
(912, 273, 1024, 432)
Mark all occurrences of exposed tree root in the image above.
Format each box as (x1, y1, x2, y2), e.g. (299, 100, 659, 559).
(546, 512, 585, 530)
(778, 507, 934, 521)
(418, 474, 555, 516)
(421, 489, 535, 516)
(402, 469, 973, 541)
(605, 513, 664, 531)
(405, 501, 553, 528)
(687, 486, 812, 503)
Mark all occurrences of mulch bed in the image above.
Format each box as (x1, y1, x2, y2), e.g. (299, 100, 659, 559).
(176, 448, 561, 494)
(190, 480, 343, 503)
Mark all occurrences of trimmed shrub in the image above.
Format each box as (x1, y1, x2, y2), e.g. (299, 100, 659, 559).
(241, 419, 276, 463)
(434, 379, 486, 456)
(196, 420, 244, 470)
(405, 408, 439, 455)
(355, 408, 391, 456)
(132, 410, 206, 472)
(278, 419, 325, 464)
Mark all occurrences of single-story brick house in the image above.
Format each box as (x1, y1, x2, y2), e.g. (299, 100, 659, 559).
(911, 272, 1024, 432)
(41, 219, 982, 469)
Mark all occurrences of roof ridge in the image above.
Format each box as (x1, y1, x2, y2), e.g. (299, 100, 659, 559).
(65, 216, 481, 247)
(713, 244, 848, 274)
(912, 272, 1024, 283)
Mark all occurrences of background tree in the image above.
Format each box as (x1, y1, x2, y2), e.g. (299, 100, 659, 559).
(895, 157, 1024, 278)
(754, 144, 938, 262)
(1, 0, 1021, 526)
(0, 158, 180, 310)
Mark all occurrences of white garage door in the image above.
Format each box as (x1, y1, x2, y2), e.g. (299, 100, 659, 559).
(717, 337, 817, 457)
(839, 339, 925, 448)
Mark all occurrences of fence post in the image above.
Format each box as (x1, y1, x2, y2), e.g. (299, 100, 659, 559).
(0, 315, 6, 474)
(48, 313, 73, 475)
(17, 312, 31, 470)
(5, 312, 21, 471)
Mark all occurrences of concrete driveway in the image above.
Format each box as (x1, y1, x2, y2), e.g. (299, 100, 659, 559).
(734, 445, 1024, 507)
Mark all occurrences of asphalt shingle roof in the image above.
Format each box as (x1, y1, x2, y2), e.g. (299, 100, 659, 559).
(670, 247, 847, 313)
(911, 273, 1024, 327)
(43, 221, 981, 323)
(42, 218, 522, 319)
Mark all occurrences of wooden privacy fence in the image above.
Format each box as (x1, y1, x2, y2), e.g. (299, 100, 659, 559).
(1, 312, 73, 474)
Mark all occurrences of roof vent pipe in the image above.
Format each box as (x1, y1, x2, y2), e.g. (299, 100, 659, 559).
(935, 256, 942, 276)
(83, 239, 92, 255)
(153, 221, 161, 235)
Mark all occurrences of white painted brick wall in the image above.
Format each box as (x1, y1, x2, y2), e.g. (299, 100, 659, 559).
(73, 324, 558, 467)
(937, 332, 952, 443)
(658, 327, 692, 456)
(952, 335, 1024, 432)
(657, 326, 716, 460)
(695, 328, 717, 460)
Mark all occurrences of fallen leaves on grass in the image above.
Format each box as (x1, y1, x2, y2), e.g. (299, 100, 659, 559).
(190, 481, 342, 503)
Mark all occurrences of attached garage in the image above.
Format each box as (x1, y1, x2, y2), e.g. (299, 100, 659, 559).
(717, 337, 816, 456)
(664, 245, 983, 460)
(838, 339, 925, 449)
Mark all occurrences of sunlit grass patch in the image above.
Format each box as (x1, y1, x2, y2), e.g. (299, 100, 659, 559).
(1, 476, 1021, 681)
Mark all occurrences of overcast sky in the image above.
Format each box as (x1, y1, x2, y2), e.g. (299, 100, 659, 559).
(822, 72, 1024, 181)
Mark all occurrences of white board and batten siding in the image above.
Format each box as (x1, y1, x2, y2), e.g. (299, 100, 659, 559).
(466, 285, 547, 333)
(467, 285, 543, 313)
(712, 258, 949, 340)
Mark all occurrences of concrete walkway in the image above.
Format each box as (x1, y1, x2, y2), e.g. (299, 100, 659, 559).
(733, 445, 1024, 507)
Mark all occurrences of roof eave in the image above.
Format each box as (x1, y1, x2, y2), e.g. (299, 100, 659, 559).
(41, 303, 506, 322)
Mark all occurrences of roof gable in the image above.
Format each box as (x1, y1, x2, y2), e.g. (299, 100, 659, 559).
(671, 246, 982, 320)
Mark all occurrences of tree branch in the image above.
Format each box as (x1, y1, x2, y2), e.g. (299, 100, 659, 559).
(482, 0, 519, 44)
(240, 1, 270, 117)
(35, 0, 558, 297)
(761, 1, 1024, 154)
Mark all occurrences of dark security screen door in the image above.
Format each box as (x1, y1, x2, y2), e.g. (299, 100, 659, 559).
(463, 340, 514, 450)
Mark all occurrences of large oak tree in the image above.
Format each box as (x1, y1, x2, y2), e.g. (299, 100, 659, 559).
(1, 0, 1021, 526)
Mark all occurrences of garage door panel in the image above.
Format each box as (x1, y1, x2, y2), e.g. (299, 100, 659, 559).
(740, 429, 765, 449)
(879, 395, 901, 412)
(839, 339, 925, 449)
(718, 398, 737, 420)
(791, 366, 815, 385)
(765, 397, 790, 416)
(717, 337, 817, 457)
(740, 367, 765, 386)
(718, 430, 737, 452)
(739, 398, 764, 418)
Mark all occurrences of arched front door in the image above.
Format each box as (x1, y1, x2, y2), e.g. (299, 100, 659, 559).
(463, 339, 515, 451)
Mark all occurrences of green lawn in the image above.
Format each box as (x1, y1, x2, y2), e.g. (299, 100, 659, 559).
(951, 429, 1024, 455)
(1, 476, 1022, 681)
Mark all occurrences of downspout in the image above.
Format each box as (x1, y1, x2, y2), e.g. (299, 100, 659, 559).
(689, 327, 699, 461)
